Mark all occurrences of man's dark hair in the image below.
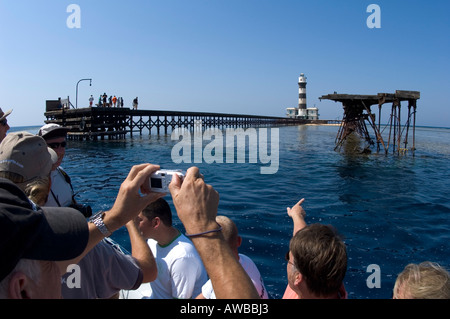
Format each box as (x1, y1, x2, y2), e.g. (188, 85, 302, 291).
(141, 198, 172, 227)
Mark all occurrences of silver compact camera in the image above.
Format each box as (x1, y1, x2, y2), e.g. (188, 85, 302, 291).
(149, 169, 185, 193)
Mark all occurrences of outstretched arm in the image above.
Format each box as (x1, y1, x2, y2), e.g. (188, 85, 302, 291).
(287, 198, 307, 236)
(58, 163, 164, 274)
(170, 167, 259, 299)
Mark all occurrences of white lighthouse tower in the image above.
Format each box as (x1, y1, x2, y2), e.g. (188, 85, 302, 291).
(285, 73, 319, 120)
(297, 73, 307, 118)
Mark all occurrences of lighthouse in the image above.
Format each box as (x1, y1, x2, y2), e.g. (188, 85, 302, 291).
(286, 73, 319, 120)
(298, 73, 307, 118)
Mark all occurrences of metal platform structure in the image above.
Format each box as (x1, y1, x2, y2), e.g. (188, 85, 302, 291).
(319, 90, 420, 155)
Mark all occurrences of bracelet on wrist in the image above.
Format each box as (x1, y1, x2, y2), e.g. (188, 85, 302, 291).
(89, 211, 112, 237)
(185, 222, 222, 237)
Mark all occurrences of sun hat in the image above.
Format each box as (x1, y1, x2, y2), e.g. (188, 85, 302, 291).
(0, 132, 58, 181)
(0, 178, 89, 282)
(0, 108, 12, 122)
(37, 123, 70, 140)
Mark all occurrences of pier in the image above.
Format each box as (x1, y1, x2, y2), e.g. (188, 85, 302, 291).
(44, 99, 336, 141)
(319, 90, 420, 155)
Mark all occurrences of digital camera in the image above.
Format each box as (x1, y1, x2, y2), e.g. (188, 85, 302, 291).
(149, 169, 185, 193)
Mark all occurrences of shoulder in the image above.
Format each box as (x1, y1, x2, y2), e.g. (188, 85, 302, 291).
(238, 253, 259, 271)
(177, 234, 202, 255)
(94, 239, 139, 267)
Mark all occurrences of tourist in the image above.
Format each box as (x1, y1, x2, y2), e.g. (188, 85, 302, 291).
(196, 215, 268, 299)
(0, 107, 12, 142)
(283, 198, 348, 299)
(0, 158, 165, 299)
(113, 95, 117, 108)
(102, 93, 107, 107)
(34, 126, 158, 298)
(0, 132, 58, 206)
(89, 95, 94, 107)
(136, 198, 208, 299)
(61, 219, 158, 299)
(0, 178, 90, 299)
(393, 261, 450, 299)
(169, 167, 260, 299)
(133, 97, 138, 110)
(0, 132, 88, 299)
(0, 135, 166, 299)
(38, 123, 92, 217)
(0, 131, 161, 299)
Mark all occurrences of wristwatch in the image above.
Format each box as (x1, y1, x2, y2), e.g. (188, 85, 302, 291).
(89, 211, 112, 237)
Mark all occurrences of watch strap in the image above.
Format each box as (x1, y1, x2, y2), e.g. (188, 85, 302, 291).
(90, 211, 112, 237)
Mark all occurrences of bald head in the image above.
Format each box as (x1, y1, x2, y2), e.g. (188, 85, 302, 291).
(216, 215, 241, 256)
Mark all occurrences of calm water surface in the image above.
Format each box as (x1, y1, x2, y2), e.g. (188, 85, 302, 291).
(13, 125, 450, 299)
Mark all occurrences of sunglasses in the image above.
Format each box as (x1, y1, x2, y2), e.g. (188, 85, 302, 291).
(285, 251, 296, 267)
(0, 119, 7, 126)
(48, 141, 67, 149)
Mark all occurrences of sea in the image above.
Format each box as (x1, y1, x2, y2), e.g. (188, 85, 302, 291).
(11, 124, 450, 299)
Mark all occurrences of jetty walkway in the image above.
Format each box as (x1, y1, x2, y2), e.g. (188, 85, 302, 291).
(44, 104, 337, 141)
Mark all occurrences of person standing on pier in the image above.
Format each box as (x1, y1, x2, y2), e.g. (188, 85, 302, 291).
(113, 95, 117, 108)
(0, 108, 12, 143)
(133, 97, 138, 110)
(89, 95, 94, 107)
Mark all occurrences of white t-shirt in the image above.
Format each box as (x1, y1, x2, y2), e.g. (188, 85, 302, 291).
(45, 167, 74, 207)
(201, 253, 268, 299)
(146, 232, 208, 299)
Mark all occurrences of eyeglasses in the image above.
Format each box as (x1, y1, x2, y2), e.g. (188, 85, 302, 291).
(47, 141, 67, 149)
(0, 119, 7, 126)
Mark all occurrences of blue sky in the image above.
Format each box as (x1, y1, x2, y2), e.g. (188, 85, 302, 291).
(1, 0, 449, 127)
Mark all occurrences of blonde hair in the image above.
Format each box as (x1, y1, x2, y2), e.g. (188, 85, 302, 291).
(0, 171, 50, 206)
(393, 261, 450, 299)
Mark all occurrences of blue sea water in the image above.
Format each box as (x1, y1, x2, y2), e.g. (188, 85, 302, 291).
(12, 125, 450, 299)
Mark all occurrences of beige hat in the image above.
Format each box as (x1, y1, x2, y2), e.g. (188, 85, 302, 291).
(0, 132, 58, 181)
(0, 108, 12, 122)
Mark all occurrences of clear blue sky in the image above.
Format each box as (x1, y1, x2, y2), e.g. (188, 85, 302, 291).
(1, 0, 449, 127)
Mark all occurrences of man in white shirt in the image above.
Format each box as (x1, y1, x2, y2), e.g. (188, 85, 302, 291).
(38, 123, 91, 216)
(136, 198, 208, 299)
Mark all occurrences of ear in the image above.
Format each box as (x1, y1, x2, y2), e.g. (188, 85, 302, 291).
(152, 217, 161, 228)
(294, 271, 303, 287)
(236, 235, 242, 248)
(8, 271, 31, 299)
